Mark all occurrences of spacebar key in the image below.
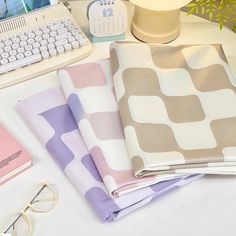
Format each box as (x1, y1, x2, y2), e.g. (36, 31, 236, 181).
(0, 54, 42, 74)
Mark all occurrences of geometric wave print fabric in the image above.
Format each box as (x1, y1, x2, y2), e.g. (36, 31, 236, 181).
(58, 59, 184, 196)
(16, 87, 201, 222)
(110, 42, 236, 177)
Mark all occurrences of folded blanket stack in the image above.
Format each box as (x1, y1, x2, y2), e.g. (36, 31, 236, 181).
(17, 87, 199, 221)
(16, 42, 236, 221)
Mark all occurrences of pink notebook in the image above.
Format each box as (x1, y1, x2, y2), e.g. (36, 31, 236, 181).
(0, 124, 32, 184)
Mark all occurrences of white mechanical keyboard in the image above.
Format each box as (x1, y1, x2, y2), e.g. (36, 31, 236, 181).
(0, 3, 92, 89)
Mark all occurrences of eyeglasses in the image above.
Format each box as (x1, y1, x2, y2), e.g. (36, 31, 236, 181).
(1, 182, 57, 236)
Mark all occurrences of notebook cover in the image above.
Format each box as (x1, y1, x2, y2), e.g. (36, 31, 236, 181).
(110, 42, 236, 177)
(0, 124, 32, 184)
(16, 87, 201, 222)
(58, 59, 183, 197)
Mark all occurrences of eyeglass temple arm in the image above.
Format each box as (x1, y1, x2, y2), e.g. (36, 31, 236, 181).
(3, 184, 47, 233)
(4, 214, 21, 233)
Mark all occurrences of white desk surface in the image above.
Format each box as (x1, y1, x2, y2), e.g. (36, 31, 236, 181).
(1, 1, 236, 236)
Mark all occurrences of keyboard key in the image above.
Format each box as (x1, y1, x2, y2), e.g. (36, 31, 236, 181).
(49, 48, 57, 56)
(50, 31, 57, 37)
(40, 40, 48, 46)
(41, 51, 49, 59)
(48, 43, 55, 49)
(27, 38, 35, 45)
(57, 28, 68, 34)
(67, 25, 76, 31)
(32, 48, 40, 54)
(16, 53, 24, 60)
(75, 34, 83, 41)
(20, 41, 27, 47)
(50, 23, 64, 31)
(72, 30, 80, 36)
(64, 20, 72, 26)
(28, 33, 35, 39)
(4, 46, 12, 52)
(9, 56, 16, 62)
(0, 54, 42, 74)
(1, 59, 8, 65)
(20, 35, 28, 41)
(12, 37, 20, 44)
(24, 51, 32, 57)
(40, 46, 47, 52)
(72, 41, 79, 49)
(35, 36, 43, 42)
(25, 45, 33, 51)
(79, 38, 87, 46)
(56, 32, 72, 41)
(17, 47, 25, 54)
(56, 46, 64, 54)
(12, 43, 19, 50)
(64, 43, 72, 51)
(5, 40, 12, 46)
(35, 30, 43, 36)
(43, 34, 50, 40)
(33, 42, 40, 48)
(42, 28, 50, 34)
(55, 39, 68, 47)
(48, 38, 56, 43)
(9, 50, 17, 56)
(68, 36, 75, 43)
(2, 52, 9, 58)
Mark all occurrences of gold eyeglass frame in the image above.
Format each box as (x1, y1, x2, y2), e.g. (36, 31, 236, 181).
(1, 182, 57, 236)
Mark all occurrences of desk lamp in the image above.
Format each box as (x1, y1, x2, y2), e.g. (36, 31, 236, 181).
(130, 0, 192, 43)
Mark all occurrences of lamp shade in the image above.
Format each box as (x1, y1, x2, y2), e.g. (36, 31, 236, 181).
(130, 0, 192, 43)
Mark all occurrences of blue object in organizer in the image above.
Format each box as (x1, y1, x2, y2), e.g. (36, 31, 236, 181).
(0, 0, 51, 20)
(87, 0, 128, 42)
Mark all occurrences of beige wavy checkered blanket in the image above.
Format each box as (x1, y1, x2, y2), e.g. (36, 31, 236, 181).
(111, 42, 236, 177)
